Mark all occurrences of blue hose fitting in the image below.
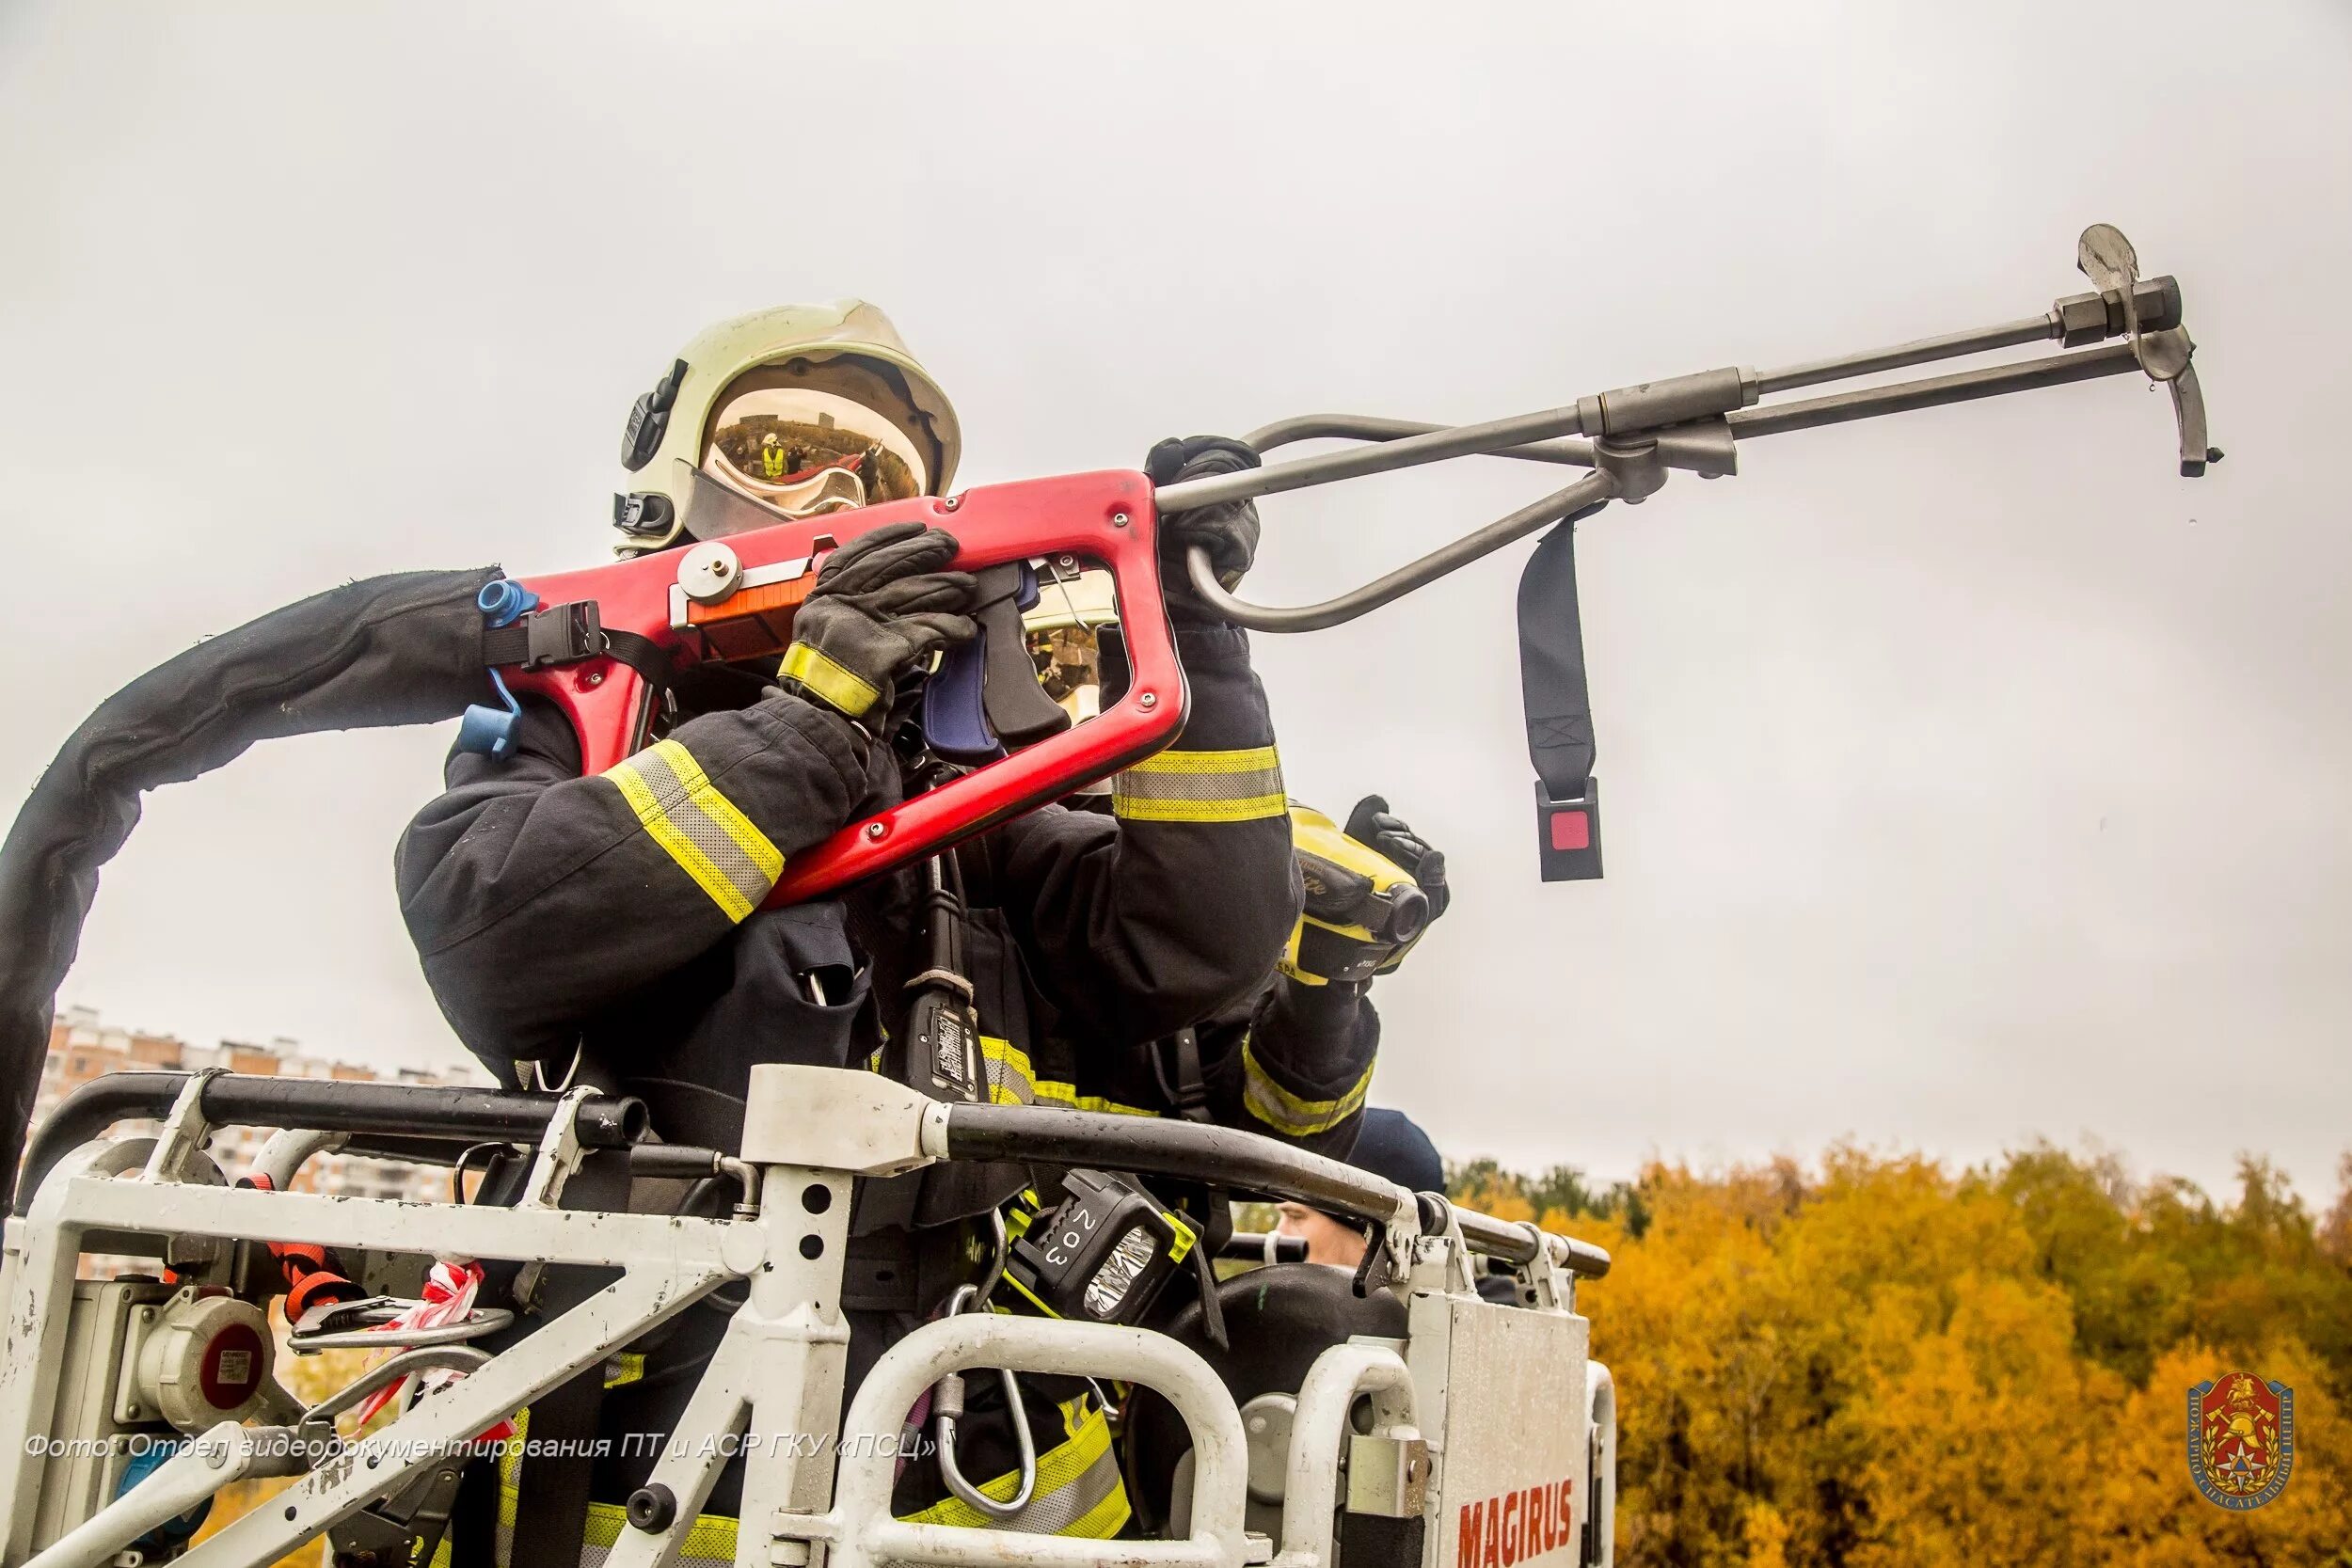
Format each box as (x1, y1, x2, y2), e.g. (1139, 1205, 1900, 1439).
(457, 577, 540, 758)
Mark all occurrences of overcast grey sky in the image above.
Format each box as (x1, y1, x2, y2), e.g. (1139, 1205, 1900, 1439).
(2, 1, 2344, 1202)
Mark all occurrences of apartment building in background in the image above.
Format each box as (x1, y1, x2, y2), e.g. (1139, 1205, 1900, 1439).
(37, 1004, 486, 1204)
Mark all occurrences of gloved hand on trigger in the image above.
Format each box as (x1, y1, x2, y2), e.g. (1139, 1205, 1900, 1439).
(779, 521, 977, 721)
(1145, 435, 1263, 623)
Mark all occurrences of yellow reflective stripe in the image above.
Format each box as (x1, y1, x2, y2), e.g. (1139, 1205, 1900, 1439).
(496, 1402, 736, 1568)
(1113, 745, 1285, 823)
(494, 1393, 1129, 1558)
(494, 1405, 526, 1560)
(979, 1037, 1038, 1105)
(1061, 1464, 1135, 1540)
(1241, 1035, 1373, 1138)
(429, 1538, 453, 1568)
(583, 1497, 738, 1564)
(1115, 791, 1288, 823)
(1124, 744, 1280, 775)
(603, 739, 784, 922)
(1035, 1079, 1161, 1117)
(982, 1037, 1159, 1117)
(899, 1397, 1129, 1536)
(781, 640, 881, 718)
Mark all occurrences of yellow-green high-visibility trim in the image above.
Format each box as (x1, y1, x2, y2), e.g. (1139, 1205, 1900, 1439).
(493, 1404, 739, 1568)
(780, 640, 882, 718)
(979, 1037, 1039, 1105)
(603, 739, 785, 922)
(899, 1395, 1130, 1537)
(1240, 1036, 1373, 1139)
(1112, 745, 1285, 823)
(980, 1037, 1160, 1117)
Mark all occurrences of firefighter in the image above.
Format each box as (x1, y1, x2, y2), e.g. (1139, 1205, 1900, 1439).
(392, 301, 1298, 1563)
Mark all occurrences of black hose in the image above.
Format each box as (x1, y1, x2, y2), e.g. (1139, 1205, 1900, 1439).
(0, 564, 506, 1202)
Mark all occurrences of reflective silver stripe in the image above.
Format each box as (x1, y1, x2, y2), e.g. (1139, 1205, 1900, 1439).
(603, 738, 784, 921)
(1241, 1036, 1372, 1138)
(900, 1398, 1128, 1535)
(578, 1505, 736, 1567)
(1112, 745, 1286, 823)
(993, 1428, 1125, 1536)
(980, 1037, 1038, 1105)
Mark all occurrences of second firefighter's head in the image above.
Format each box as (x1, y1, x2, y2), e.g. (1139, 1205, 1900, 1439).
(610, 299, 961, 556)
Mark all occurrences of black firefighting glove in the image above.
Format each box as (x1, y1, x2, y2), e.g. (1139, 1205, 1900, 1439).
(779, 522, 977, 722)
(1145, 436, 1263, 624)
(1344, 794, 1451, 926)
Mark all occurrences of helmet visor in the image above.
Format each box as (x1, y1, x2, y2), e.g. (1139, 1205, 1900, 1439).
(695, 383, 926, 534)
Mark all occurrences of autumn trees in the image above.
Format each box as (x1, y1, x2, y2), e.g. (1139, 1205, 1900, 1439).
(1453, 1147, 2352, 1566)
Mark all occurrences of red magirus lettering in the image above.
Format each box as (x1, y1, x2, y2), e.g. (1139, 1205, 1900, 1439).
(1458, 1477, 1580, 1568)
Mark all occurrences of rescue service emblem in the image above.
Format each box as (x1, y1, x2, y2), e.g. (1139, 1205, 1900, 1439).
(2187, 1370, 2295, 1510)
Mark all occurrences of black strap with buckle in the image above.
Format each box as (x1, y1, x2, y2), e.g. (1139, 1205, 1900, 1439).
(1517, 505, 1612, 880)
(480, 604, 670, 689)
(482, 601, 603, 671)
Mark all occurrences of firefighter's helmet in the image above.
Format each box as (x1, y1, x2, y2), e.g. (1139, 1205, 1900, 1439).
(612, 300, 961, 554)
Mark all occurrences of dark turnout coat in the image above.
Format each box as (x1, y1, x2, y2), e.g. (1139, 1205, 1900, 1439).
(395, 615, 1399, 1556)
(394, 622, 1310, 1151)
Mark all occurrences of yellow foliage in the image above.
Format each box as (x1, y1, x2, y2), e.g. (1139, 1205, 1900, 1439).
(1459, 1145, 2352, 1567)
(1462, 1176, 1535, 1225)
(2081, 1339, 2352, 1568)
(1742, 1501, 1790, 1568)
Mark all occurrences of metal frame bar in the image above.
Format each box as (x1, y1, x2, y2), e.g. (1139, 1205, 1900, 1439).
(1269, 1345, 1418, 1568)
(1183, 477, 1617, 634)
(818, 1314, 1253, 1568)
(1, 1068, 1615, 1567)
(1584, 1364, 1618, 1568)
(14, 1070, 646, 1213)
(0, 1153, 746, 1566)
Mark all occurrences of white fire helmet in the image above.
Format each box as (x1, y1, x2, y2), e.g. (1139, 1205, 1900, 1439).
(612, 300, 961, 555)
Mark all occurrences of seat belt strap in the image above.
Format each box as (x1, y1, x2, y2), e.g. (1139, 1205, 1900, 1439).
(1516, 507, 1612, 881)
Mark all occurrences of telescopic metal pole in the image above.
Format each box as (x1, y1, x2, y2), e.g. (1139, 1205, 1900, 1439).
(1159, 284, 2189, 634)
(1152, 277, 2178, 516)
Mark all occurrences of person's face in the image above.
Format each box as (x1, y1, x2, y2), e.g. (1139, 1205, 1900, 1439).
(1276, 1201, 1370, 1270)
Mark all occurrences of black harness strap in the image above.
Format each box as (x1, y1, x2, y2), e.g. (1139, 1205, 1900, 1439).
(482, 611, 671, 689)
(481, 603, 596, 671)
(1516, 507, 1612, 881)
(600, 628, 672, 688)
(510, 1148, 631, 1568)
(1152, 1029, 1229, 1349)
(1157, 1029, 1212, 1125)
